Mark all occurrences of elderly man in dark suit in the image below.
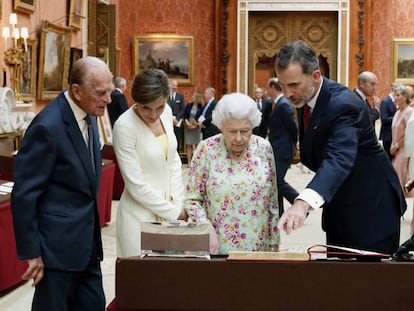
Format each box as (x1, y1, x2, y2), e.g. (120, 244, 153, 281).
(353, 71, 381, 128)
(252, 86, 271, 138)
(199, 86, 220, 139)
(108, 76, 129, 127)
(275, 41, 406, 255)
(11, 56, 112, 310)
(264, 77, 298, 216)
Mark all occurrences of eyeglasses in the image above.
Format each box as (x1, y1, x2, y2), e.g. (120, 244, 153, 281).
(225, 128, 252, 138)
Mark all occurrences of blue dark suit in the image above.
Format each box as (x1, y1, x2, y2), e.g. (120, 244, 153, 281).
(11, 92, 104, 310)
(379, 94, 397, 160)
(108, 88, 128, 127)
(300, 78, 406, 254)
(253, 98, 272, 138)
(266, 95, 299, 215)
(201, 99, 220, 139)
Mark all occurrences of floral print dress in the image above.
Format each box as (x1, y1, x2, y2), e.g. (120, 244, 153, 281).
(184, 134, 280, 254)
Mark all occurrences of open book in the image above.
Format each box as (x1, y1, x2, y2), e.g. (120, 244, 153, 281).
(307, 244, 390, 258)
(227, 251, 309, 261)
(226, 244, 390, 262)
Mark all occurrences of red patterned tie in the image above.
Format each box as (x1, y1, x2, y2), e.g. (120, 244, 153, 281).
(303, 104, 311, 132)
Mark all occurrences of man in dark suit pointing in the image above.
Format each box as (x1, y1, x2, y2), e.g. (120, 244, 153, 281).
(11, 56, 113, 310)
(275, 41, 406, 255)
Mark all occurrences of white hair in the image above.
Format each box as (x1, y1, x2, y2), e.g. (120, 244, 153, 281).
(212, 92, 262, 129)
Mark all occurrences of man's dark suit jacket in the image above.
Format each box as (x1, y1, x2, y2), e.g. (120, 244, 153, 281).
(167, 92, 185, 120)
(11, 92, 103, 271)
(253, 98, 272, 138)
(379, 94, 397, 158)
(266, 96, 298, 161)
(265, 95, 299, 211)
(301, 78, 406, 254)
(108, 89, 128, 126)
(201, 99, 220, 139)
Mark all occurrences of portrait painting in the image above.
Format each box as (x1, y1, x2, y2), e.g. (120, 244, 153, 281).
(392, 38, 414, 84)
(37, 21, 72, 100)
(133, 35, 194, 85)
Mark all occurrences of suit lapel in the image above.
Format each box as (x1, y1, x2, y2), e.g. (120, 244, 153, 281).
(59, 95, 98, 192)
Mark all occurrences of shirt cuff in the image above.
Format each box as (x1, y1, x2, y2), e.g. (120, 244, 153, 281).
(296, 188, 325, 210)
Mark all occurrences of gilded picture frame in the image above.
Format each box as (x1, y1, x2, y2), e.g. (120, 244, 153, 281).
(19, 38, 37, 103)
(37, 21, 72, 101)
(14, 0, 35, 14)
(392, 38, 414, 84)
(69, 0, 84, 30)
(133, 35, 194, 85)
(98, 108, 113, 144)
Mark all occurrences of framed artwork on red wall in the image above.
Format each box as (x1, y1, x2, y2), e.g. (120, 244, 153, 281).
(392, 38, 414, 85)
(37, 21, 72, 101)
(14, 0, 35, 14)
(19, 38, 37, 103)
(133, 35, 194, 85)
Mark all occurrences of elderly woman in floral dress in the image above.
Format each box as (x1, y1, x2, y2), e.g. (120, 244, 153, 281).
(184, 92, 280, 254)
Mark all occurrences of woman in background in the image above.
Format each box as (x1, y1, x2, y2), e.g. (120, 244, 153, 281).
(184, 92, 280, 254)
(113, 68, 187, 257)
(391, 85, 413, 197)
(183, 92, 203, 164)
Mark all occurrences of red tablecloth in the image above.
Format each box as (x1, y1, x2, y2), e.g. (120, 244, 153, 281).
(102, 144, 124, 200)
(0, 199, 27, 291)
(98, 161, 115, 227)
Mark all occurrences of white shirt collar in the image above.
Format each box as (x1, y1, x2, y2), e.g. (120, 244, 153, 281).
(64, 90, 87, 122)
(355, 88, 367, 101)
(274, 94, 283, 103)
(306, 78, 323, 110)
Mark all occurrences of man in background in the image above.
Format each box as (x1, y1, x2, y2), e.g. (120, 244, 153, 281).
(380, 82, 400, 160)
(167, 79, 185, 152)
(108, 76, 129, 127)
(199, 87, 220, 139)
(11, 57, 112, 310)
(353, 71, 381, 128)
(252, 86, 270, 138)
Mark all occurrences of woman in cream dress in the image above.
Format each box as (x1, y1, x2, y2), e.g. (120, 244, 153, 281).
(113, 69, 187, 257)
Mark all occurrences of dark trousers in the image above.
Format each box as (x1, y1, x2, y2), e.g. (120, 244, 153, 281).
(174, 126, 184, 153)
(32, 261, 105, 311)
(276, 157, 299, 216)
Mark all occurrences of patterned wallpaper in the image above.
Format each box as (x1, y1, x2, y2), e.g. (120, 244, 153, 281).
(116, 0, 216, 104)
(371, 0, 414, 99)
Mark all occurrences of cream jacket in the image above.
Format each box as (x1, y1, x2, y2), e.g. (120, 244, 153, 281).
(113, 104, 184, 257)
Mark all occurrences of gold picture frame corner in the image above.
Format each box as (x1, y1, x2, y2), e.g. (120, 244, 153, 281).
(391, 38, 414, 85)
(14, 0, 36, 14)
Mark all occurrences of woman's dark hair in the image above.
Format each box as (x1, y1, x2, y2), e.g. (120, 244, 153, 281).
(131, 68, 170, 104)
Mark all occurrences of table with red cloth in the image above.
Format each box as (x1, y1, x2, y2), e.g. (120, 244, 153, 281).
(0, 180, 27, 291)
(0, 153, 115, 227)
(107, 256, 414, 311)
(102, 143, 124, 200)
(99, 159, 115, 226)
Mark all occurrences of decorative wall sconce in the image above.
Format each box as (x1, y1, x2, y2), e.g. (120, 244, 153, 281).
(2, 13, 29, 103)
